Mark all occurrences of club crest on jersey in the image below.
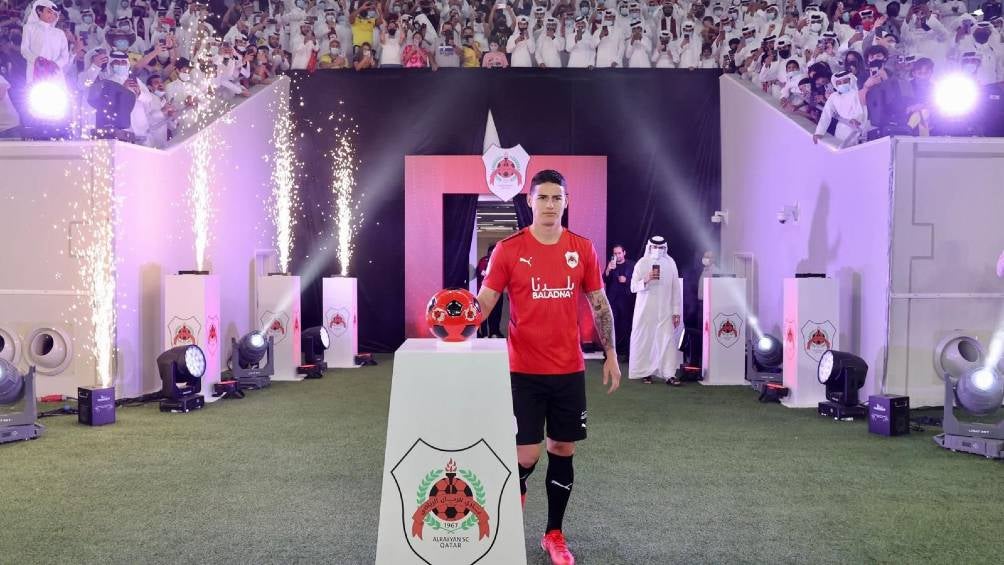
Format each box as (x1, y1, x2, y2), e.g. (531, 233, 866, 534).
(564, 251, 579, 269)
(531, 276, 575, 300)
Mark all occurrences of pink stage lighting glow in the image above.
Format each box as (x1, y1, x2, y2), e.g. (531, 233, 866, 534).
(28, 80, 70, 121)
(934, 73, 979, 118)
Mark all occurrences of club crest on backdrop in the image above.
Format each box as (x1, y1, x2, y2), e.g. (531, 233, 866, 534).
(802, 320, 836, 362)
(482, 144, 530, 202)
(325, 307, 352, 338)
(713, 313, 742, 348)
(168, 316, 201, 347)
(259, 310, 290, 344)
(391, 438, 511, 565)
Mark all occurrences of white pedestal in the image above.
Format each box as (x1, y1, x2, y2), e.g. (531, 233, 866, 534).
(782, 277, 840, 408)
(164, 274, 221, 402)
(376, 339, 526, 565)
(256, 274, 302, 381)
(322, 276, 358, 368)
(701, 276, 748, 385)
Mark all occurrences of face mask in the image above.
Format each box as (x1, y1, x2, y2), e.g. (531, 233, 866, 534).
(787, 70, 798, 79)
(767, 11, 776, 20)
(158, 53, 170, 62)
(337, 15, 348, 24)
(841, 12, 850, 23)
(810, 22, 821, 32)
(963, 63, 979, 74)
(580, 7, 589, 15)
(155, 90, 166, 98)
(701, 257, 711, 266)
(862, 20, 874, 31)
(114, 39, 129, 49)
(619, 8, 628, 15)
(296, 1, 305, 8)
(835, 82, 851, 93)
(111, 64, 129, 78)
(178, 71, 190, 81)
(83, 15, 93, 24)
(649, 249, 662, 259)
(367, 10, 376, 17)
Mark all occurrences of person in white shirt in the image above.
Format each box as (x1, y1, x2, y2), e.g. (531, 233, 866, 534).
(22, 0, 72, 83)
(595, 22, 625, 66)
(624, 20, 652, 67)
(813, 70, 865, 147)
(652, 27, 675, 67)
(536, 17, 564, 67)
(566, 15, 597, 67)
(290, 21, 317, 69)
(672, 20, 702, 68)
(379, 18, 405, 67)
(507, 15, 535, 66)
(0, 73, 20, 138)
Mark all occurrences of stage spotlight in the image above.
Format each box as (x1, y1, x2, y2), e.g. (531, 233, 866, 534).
(934, 73, 979, 118)
(28, 80, 70, 121)
(158, 345, 206, 413)
(934, 366, 1004, 459)
(298, 326, 330, 379)
(746, 332, 785, 400)
(229, 331, 274, 389)
(817, 349, 869, 419)
(0, 359, 43, 444)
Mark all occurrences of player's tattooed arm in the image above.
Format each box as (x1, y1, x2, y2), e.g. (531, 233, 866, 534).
(587, 290, 616, 353)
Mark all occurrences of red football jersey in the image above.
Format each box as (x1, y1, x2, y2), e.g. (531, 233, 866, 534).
(483, 228, 603, 374)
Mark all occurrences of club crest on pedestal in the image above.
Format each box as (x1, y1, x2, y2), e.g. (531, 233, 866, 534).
(713, 313, 742, 348)
(168, 316, 201, 347)
(391, 438, 511, 565)
(325, 307, 352, 338)
(802, 320, 836, 362)
(259, 310, 290, 344)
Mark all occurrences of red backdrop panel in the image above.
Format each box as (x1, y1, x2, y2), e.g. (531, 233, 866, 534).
(405, 155, 608, 343)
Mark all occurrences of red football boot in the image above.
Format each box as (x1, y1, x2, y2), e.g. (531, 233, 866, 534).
(541, 530, 575, 565)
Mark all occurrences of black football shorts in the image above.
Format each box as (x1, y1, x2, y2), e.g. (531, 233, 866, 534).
(511, 371, 587, 445)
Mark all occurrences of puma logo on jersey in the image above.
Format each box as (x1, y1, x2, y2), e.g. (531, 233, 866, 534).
(519, 257, 533, 267)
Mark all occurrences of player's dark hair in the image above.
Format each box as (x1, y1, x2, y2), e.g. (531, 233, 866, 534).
(611, 243, 626, 253)
(529, 169, 566, 195)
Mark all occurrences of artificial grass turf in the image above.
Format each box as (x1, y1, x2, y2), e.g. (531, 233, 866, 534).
(1, 356, 1001, 565)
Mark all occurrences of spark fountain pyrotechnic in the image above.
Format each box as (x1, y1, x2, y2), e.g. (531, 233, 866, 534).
(73, 142, 118, 387)
(270, 92, 299, 273)
(331, 123, 363, 276)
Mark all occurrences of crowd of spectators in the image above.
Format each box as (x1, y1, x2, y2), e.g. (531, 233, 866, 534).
(0, 0, 1001, 145)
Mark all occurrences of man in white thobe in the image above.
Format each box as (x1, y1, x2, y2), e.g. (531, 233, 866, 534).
(629, 236, 683, 384)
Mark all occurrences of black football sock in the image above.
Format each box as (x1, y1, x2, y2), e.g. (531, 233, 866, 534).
(545, 452, 574, 533)
(518, 462, 536, 496)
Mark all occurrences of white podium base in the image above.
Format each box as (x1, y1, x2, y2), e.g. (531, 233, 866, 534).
(164, 274, 221, 402)
(701, 277, 748, 386)
(322, 276, 359, 368)
(376, 339, 526, 565)
(256, 274, 302, 381)
(782, 277, 840, 408)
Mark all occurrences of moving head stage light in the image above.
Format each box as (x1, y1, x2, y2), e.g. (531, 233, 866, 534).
(298, 326, 330, 379)
(747, 332, 786, 401)
(158, 345, 206, 413)
(931, 334, 1004, 458)
(817, 349, 869, 420)
(229, 331, 274, 389)
(0, 359, 44, 444)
